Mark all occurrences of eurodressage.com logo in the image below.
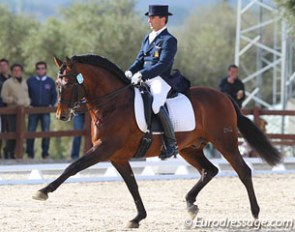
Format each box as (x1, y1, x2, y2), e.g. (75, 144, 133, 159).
(184, 218, 295, 230)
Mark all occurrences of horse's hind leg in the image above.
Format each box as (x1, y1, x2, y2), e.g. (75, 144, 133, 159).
(111, 160, 146, 229)
(180, 147, 219, 220)
(214, 140, 260, 219)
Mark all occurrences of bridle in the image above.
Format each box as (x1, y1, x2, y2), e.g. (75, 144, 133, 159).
(57, 60, 133, 114)
(57, 62, 86, 111)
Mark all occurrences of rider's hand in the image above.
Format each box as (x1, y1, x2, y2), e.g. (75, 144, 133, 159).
(131, 72, 142, 85)
(125, 70, 133, 79)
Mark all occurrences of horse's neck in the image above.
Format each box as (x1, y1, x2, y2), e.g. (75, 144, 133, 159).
(85, 67, 125, 98)
(83, 67, 132, 110)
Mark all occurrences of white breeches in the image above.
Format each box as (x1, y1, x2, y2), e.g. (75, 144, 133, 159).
(145, 76, 171, 114)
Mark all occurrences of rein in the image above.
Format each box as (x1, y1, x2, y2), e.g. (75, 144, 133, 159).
(86, 83, 132, 109)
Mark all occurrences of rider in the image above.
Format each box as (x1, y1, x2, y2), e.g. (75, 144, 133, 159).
(125, 5, 178, 160)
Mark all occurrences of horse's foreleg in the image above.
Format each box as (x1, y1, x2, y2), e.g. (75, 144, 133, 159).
(179, 147, 219, 220)
(33, 143, 114, 201)
(111, 160, 146, 229)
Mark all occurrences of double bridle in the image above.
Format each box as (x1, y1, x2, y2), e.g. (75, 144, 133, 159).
(57, 61, 132, 113)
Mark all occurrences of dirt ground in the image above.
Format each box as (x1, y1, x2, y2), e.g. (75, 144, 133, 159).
(0, 174, 294, 232)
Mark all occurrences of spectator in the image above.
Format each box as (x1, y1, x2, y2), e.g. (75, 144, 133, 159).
(0, 58, 11, 82)
(0, 58, 11, 158)
(0, 59, 11, 106)
(26, 61, 57, 159)
(71, 113, 85, 160)
(218, 64, 245, 108)
(1, 64, 30, 159)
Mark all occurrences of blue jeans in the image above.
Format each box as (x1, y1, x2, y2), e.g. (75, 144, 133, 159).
(71, 113, 85, 160)
(4, 115, 17, 159)
(26, 113, 50, 158)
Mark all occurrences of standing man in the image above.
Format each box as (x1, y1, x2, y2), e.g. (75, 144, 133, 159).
(125, 5, 178, 160)
(219, 64, 245, 108)
(1, 64, 30, 159)
(26, 61, 57, 159)
(0, 59, 11, 105)
(0, 59, 11, 157)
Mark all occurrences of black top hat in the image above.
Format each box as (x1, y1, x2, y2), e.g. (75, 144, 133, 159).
(145, 5, 172, 16)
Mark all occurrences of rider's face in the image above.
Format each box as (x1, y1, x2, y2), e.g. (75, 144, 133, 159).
(148, 16, 166, 32)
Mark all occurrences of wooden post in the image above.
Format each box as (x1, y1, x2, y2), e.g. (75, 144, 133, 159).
(83, 112, 92, 154)
(253, 107, 260, 126)
(15, 106, 25, 159)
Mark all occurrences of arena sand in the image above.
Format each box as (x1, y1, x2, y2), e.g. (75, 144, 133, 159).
(0, 174, 294, 232)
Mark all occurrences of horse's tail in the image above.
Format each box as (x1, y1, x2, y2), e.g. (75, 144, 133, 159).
(229, 98, 282, 166)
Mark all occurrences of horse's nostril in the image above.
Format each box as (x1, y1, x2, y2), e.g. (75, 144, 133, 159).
(60, 116, 67, 121)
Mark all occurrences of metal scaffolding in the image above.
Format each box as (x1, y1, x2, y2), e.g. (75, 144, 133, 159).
(235, 0, 295, 109)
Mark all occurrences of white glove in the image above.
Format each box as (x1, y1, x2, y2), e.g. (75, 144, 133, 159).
(125, 70, 132, 79)
(131, 72, 142, 85)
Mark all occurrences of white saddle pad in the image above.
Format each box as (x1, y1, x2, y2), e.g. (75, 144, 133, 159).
(134, 88, 196, 133)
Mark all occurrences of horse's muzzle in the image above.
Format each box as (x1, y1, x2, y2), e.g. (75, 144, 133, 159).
(56, 107, 71, 121)
(59, 115, 69, 121)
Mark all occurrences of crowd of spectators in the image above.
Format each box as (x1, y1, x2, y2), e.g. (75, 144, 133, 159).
(0, 59, 85, 160)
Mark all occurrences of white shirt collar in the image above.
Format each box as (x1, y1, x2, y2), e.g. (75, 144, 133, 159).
(149, 26, 167, 43)
(35, 76, 47, 81)
(154, 26, 167, 36)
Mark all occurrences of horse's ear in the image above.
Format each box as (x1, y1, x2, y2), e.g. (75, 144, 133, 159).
(65, 56, 72, 67)
(53, 56, 63, 68)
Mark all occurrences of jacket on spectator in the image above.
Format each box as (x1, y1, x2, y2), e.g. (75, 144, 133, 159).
(1, 77, 30, 107)
(27, 76, 57, 107)
(219, 76, 245, 108)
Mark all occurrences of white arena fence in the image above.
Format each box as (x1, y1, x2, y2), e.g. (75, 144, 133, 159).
(0, 157, 295, 185)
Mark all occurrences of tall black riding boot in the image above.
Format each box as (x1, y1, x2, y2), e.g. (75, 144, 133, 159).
(157, 106, 178, 160)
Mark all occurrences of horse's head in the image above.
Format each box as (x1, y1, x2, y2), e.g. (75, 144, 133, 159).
(54, 56, 86, 121)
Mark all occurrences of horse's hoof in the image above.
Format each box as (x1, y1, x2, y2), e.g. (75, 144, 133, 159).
(126, 221, 139, 228)
(32, 190, 48, 201)
(187, 204, 199, 220)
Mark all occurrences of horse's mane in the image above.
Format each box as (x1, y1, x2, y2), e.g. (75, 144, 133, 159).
(71, 54, 130, 84)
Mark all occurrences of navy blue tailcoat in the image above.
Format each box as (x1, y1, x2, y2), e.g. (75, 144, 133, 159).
(129, 29, 177, 82)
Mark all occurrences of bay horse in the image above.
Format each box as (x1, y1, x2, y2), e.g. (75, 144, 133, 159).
(33, 54, 281, 228)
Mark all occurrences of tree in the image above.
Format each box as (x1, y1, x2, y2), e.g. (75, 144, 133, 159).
(59, 0, 146, 70)
(22, 0, 146, 78)
(275, 0, 295, 31)
(21, 18, 66, 75)
(173, 3, 237, 88)
(0, 6, 38, 65)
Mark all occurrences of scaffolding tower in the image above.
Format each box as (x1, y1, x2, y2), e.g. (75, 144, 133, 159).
(235, 0, 295, 109)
